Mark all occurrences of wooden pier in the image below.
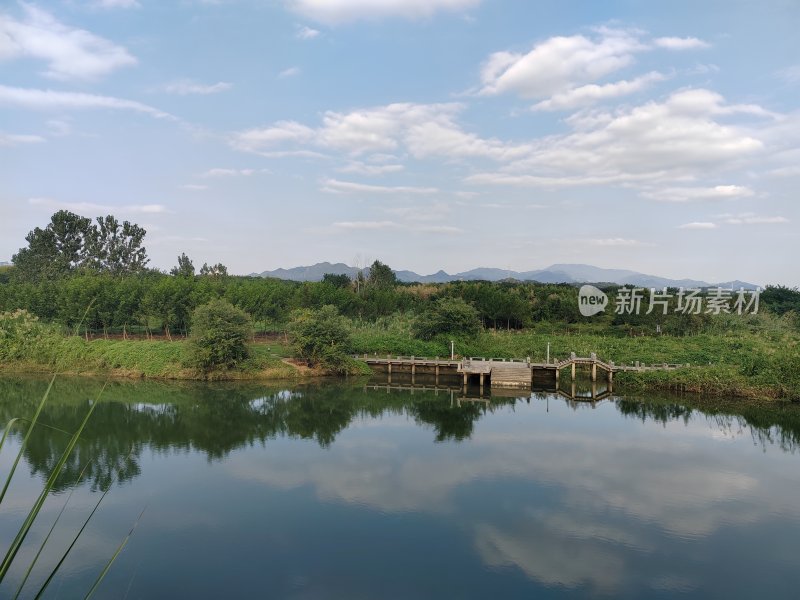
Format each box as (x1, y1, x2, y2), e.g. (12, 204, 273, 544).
(357, 353, 684, 390)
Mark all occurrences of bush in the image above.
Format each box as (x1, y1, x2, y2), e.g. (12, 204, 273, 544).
(187, 299, 252, 371)
(0, 309, 58, 362)
(290, 305, 354, 374)
(413, 297, 482, 340)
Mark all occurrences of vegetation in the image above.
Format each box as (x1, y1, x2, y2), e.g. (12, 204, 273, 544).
(1, 210, 799, 395)
(290, 305, 361, 374)
(186, 299, 252, 373)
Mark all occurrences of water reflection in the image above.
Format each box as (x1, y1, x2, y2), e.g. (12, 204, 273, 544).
(1, 375, 800, 598)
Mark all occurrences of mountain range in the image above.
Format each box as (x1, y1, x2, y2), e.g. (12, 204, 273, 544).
(254, 262, 759, 290)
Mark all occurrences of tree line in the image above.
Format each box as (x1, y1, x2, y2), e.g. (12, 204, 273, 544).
(2, 211, 798, 338)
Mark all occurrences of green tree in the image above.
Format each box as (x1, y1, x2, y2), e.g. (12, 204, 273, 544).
(89, 215, 149, 274)
(187, 298, 252, 372)
(322, 273, 352, 288)
(290, 305, 354, 373)
(11, 210, 93, 281)
(413, 297, 482, 340)
(200, 262, 228, 277)
(367, 260, 397, 289)
(170, 252, 195, 277)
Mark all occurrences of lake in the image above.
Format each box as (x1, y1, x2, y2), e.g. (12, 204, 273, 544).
(1, 375, 799, 599)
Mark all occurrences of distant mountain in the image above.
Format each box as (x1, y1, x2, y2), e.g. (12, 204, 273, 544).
(255, 262, 759, 289)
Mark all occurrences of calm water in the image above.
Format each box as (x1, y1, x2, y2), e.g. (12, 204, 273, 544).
(1, 376, 800, 599)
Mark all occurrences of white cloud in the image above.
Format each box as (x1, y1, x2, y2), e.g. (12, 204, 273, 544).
(286, 0, 481, 25)
(679, 222, 718, 230)
(338, 161, 405, 176)
(531, 71, 666, 111)
(0, 131, 44, 146)
(201, 168, 257, 177)
(0, 4, 136, 81)
(231, 121, 316, 153)
(28, 197, 168, 214)
(654, 36, 710, 50)
(278, 66, 301, 78)
(722, 213, 789, 225)
(479, 29, 646, 99)
(469, 89, 768, 189)
(232, 102, 529, 162)
(0, 84, 172, 119)
(46, 118, 72, 136)
(180, 184, 208, 191)
(296, 25, 320, 39)
(642, 185, 755, 203)
(163, 79, 232, 95)
(321, 178, 438, 194)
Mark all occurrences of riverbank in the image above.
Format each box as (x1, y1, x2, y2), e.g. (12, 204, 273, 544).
(1, 327, 797, 401)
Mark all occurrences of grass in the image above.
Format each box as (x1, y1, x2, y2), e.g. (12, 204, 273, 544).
(349, 318, 800, 401)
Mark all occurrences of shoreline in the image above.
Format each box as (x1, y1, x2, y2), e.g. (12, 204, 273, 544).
(0, 359, 794, 404)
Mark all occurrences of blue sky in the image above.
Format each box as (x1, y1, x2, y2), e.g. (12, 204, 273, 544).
(1, 0, 798, 285)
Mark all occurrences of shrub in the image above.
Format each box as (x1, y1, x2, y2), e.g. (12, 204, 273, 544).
(290, 305, 354, 374)
(187, 299, 252, 371)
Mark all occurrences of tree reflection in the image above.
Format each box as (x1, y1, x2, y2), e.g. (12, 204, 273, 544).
(1, 376, 798, 493)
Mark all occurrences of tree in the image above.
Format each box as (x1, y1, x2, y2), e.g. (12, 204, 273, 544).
(367, 260, 397, 289)
(290, 305, 354, 373)
(413, 297, 481, 340)
(200, 262, 228, 277)
(89, 215, 149, 275)
(12, 210, 93, 280)
(187, 298, 252, 372)
(322, 273, 352, 288)
(171, 253, 195, 277)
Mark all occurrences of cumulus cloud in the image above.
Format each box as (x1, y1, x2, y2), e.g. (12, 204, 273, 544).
(468, 89, 768, 189)
(0, 84, 172, 118)
(163, 79, 232, 95)
(531, 71, 666, 111)
(286, 0, 481, 25)
(0, 4, 136, 80)
(479, 29, 647, 99)
(653, 36, 710, 50)
(231, 102, 529, 162)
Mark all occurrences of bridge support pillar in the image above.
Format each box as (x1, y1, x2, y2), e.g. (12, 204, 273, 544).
(480, 373, 485, 389)
(571, 362, 576, 381)
(463, 372, 468, 388)
(591, 362, 597, 382)
(607, 369, 613, 385)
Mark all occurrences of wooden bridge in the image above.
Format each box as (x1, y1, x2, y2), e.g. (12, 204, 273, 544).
(357, 353, 684, 390)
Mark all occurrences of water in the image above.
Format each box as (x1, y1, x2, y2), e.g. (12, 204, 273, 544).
(1, 375, 800, 599)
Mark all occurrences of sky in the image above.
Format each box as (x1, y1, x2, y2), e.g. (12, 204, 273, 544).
(1, 0, 798, 285)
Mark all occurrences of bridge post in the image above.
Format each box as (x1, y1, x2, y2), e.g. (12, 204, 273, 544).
(591, 362, 597, 382)
(480, 373, 485, 389)
(607, 369, 613, 384)
(571, 361, 576, 381)
(463, 372, 468, 388)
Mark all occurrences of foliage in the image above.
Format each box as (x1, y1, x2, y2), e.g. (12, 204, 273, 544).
(200, 262, 228, 277)
(322, 273, 352, 288)
(170, 252, 196, 277)
(367, 260, 397, 289)
(413, 297, 482, 340)
(11, 210, 149, 281)
(0, 310, 58, 362)
(290, 305, 355, 374)
(186, 299, 252, 372)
